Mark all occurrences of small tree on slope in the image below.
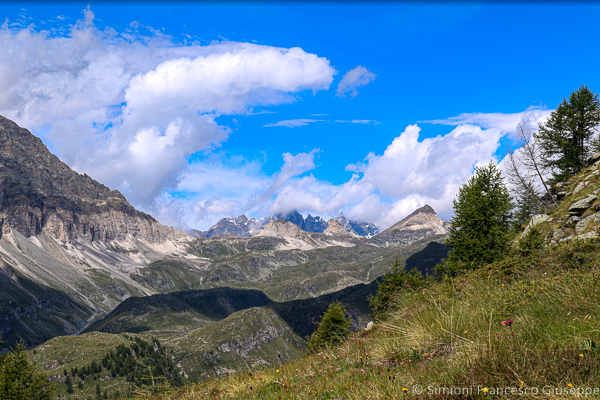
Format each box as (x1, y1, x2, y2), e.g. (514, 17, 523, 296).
(308, 301, 351, 352)
(0, 342, 54, 400)
(438, 162, 513, 274)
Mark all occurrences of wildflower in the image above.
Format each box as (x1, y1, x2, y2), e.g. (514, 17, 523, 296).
(568, 383, 573, 388)
(502, 284, 505, 287)
(580, 354, 584, 357)
(520, 381, 524, 388)
(277, 369, 280, 373)
(501, 318, 514, 327)
(402, 388, 408, 392)
(482, 387, 489, 393)
(464, 330, 468, 334)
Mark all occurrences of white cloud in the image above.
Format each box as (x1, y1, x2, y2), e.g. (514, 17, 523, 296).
(0, 11, 337, 207)
(421, 106, 552, 135)
(335, 119, 380, 125)
(169, 112, 529, 231)
(336, 65, 377, 98)
(264, 119, 322, 128)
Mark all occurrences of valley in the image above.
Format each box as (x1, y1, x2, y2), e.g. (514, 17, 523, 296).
(0, 115, 450, 395)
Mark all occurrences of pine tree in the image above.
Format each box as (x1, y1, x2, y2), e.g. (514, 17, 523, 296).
(535, 85, 600, 181)
(307, 301, 351, 352)
(65, 375, 74, 394)
(0, 342, 54, 400)
(439, 162, 513, 273)
(369, 258, 426, 319)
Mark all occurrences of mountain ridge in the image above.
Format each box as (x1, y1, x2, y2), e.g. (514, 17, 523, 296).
(188, 210, 379, 239)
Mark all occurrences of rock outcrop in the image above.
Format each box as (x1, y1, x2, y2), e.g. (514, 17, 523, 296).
(0, 116, 176, 243)
(324, 219, 358, 237)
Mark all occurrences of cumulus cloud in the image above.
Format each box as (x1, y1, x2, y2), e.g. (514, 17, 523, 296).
(336, 65, 377, 98)
(0, 10, 336, 207)
(170, 107, 548, 231)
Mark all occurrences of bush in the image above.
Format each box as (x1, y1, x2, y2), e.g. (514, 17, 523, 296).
(307, 301, 351, 352)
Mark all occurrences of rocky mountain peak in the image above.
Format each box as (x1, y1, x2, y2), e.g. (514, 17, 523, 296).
(370, 205, 448, 247)
(0, 116, 176, 243)
(255, 219, 306, 239)
(324, 219, 358, 237)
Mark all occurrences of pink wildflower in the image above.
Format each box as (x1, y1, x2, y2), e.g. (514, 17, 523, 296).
(502, 318, 514, 327)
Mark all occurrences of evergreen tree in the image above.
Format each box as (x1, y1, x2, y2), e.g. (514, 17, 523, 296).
(439, 162, 513, 274)
(369, 258, 426, 319)
(65, 375, 74, 394)
(0, 342, 54, 400)
(535, 85, 600, 181)
(518, 226, 545, 257)
(307, 301, 351, 352)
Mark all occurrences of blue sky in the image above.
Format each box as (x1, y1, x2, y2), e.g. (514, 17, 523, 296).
(1, 2, 599, 230)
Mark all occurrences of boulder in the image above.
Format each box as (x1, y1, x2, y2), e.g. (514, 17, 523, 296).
(588, 151, 600, 165)
(575, 212, 600, 234)
(521, 214, 549, 238)
(568, 195, 598, 215)
(574, 181, 590, 193)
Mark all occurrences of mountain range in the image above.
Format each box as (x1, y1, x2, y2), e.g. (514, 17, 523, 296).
(188, 210, 379, 238)
(0, 115, 450, 385)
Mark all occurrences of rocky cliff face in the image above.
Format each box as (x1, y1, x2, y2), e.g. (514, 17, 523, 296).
(370, 205, 449, 247)
(0, 116, 176, 243)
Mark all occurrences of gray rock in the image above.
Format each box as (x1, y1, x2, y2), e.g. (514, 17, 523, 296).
(556, 191, 569, 200)
(521, 214, 549, 238)
(552, 228, 565, 240)
(575, 212, 600, 234)
(569, 195, 599, 215)
(588, 152, 600, 165)
(577, 231, 599, 240)
(554, 181, 569, 189)
(563, 216, 580, 228)
(560, 234, 575, 242)
(574, 181, 590, 194)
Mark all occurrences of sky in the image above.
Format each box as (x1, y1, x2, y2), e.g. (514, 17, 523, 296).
(0, 2, 599, 231)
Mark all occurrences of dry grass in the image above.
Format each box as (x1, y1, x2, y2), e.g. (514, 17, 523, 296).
(131, 241, 600, 399)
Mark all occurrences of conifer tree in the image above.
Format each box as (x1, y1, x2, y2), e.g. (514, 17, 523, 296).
(369, 258, 426, 319)
(440, 162, 513, 273)
(535, 85, 600, 181)
(308, 301, 351, 352)
(0, 342, 54, 400)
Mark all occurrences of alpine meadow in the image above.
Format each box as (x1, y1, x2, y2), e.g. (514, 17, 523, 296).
(0, 3, 600, 400)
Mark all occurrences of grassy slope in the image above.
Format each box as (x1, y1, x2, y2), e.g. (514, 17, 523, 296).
(132, 240, 600, 399)
(127, 158, 600, 399)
